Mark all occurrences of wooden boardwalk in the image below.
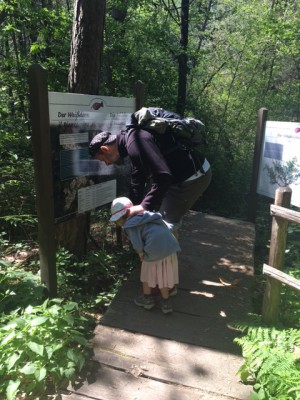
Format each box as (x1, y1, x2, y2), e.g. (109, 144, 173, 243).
(62, 211, 255, 400)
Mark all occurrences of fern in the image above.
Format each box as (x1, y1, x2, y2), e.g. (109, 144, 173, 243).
(235, 315, 300, 399)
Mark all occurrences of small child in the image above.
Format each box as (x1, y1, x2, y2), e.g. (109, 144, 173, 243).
(110, 197, 180, 314)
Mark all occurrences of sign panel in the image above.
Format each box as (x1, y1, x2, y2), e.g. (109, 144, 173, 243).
(78, 180, 117, 214)
(257, 121, 300, 207)
(48, 92, 135, 222)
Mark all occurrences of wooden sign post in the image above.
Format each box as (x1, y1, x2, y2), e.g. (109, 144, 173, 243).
(28, 64, 57, 297)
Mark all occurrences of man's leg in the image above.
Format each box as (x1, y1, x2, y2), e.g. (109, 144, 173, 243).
(159, 168, 212, 227)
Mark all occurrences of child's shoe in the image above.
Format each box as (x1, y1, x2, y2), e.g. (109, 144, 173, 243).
(157, 297, 173, 314)
(134, 293, 155, 310)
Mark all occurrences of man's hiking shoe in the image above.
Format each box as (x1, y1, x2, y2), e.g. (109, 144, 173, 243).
(169, 286, 177, 297)
(157, 297, 173, 314)
(134, 294, 155, 310)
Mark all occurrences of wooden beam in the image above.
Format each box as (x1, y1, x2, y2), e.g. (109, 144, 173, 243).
(263, 264, 300, 291)
(271, 204, 300, 224)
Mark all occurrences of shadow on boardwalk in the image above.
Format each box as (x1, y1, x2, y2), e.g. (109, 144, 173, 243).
(62, 211, 255, 400)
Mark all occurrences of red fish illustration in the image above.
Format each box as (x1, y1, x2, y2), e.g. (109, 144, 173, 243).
(91, 102, 104, 110)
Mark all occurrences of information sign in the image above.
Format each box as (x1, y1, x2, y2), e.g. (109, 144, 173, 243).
(48, 92, 135, 221)
(257, 121, 300, 207)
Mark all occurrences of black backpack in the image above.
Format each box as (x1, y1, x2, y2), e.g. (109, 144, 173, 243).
(125, 107, 207, 148)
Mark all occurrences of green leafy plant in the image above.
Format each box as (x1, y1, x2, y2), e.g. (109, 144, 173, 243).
(0, 262, 45, 314)
(0, 298, 92, 400)
(55, 244, 138, 312)
(235, 315, 300, 399)
(0, 231, 9, 251)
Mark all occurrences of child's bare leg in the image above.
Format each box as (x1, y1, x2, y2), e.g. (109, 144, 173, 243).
(142, 282, 151, 295)
(160, 287, 169, 300)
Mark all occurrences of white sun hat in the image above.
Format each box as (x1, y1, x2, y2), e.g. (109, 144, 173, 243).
(110, 197, 133, 222)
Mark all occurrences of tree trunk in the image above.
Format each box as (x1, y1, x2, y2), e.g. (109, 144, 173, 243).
(56, 0, 106, 258)
(176, 0, 189, 116)
(68, 0, 106, 94)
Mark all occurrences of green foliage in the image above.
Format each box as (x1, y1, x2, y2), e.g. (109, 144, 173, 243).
(0, 225, 138, 398)
(0, 298, 92, 399)
(102, 0, 179, 106)
(235, 315, 300, 399)
(0, 261, 45, 314)
(55, 243, 138, 312)
(0, 0, 72, 241)
(0, 235, 119, 399)
(0, 125, 37, 239)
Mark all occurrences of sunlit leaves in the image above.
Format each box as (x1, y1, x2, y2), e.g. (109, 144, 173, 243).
(0, 298, 91, 398)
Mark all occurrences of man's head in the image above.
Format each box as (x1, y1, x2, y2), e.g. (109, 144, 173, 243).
(89, 132, 122, 165)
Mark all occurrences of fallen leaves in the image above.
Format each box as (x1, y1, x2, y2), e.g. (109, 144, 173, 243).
(219, 277, 242, 287)
(127, 364, 149, 378)
(190, 291, 214, 298)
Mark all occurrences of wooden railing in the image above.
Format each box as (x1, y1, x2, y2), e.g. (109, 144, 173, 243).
(262, 187, 300, 324)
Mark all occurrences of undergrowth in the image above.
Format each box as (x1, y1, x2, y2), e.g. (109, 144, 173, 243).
(235, 199, 300, 400)
(0, 299, 92, 400)
(0, 209, 139, 399)
(235, 315, 300, 400)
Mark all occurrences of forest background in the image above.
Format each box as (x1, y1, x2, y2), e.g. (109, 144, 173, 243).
(0, 1, 300, 399)
(1, 0, 299, 229)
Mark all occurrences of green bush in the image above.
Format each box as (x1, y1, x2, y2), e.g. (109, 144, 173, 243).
(0, 299, 92, 400)
(0, 228, 138, 399)
(0, 261, 45, 314)
(55, 244, 138, 312)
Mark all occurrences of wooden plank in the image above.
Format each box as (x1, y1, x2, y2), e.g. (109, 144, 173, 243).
(263, 264, 300, 291)
(100, 299, 242, 354)
(91, 325, 252, 400)
(271, 204, 300, 224)
(115, 279, 252, 322)
(61, 362, 240, 400)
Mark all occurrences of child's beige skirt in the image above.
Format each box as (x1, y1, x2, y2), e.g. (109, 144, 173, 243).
(140, 252, 179, 289)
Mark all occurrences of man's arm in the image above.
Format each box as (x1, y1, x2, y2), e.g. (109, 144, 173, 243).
(127, 130, 173, 211)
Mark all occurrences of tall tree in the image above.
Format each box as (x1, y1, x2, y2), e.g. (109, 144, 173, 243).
(176, 0, 189, 115)
(56, 0, 106, 257)
(68, 0, 106, 94)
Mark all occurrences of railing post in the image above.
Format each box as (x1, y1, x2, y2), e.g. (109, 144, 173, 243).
(262, 187, 292, 324)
